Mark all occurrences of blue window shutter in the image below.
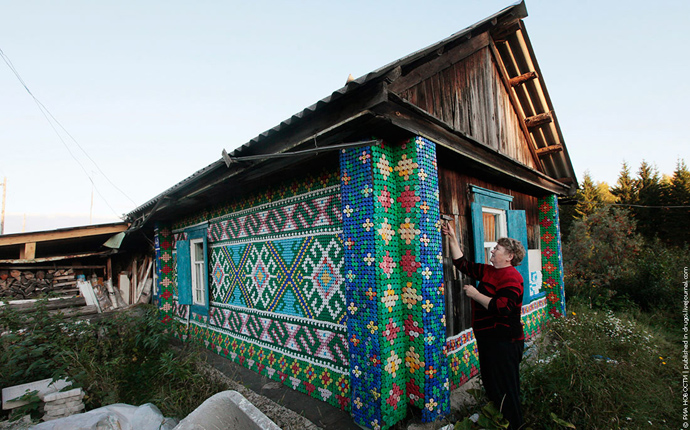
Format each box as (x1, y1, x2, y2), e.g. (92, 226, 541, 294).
(202, 233, 209, 304)
(506, 210, 530, 304)
(470, 202, 485, 263)
(177, 239, 192, 305)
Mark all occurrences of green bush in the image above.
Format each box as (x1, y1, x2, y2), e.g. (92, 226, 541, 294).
(0, 303, 227, 420)
(613, 238, 687, 313)
(563, 207, 643, 308)
(0, 301, 74, 390)
(562, 206, 683, 315)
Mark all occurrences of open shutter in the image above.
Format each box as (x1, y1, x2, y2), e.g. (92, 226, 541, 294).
(506, 210, 530, 304)
(176, 239, 192, 305)
(189, 228, 209, 316)
(470, 202, 485, 263)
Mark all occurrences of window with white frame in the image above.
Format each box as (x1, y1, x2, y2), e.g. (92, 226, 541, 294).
(468, 185, 540, 305)
(191, 238, 206, 306)
(175, 223, 210, 316)
(481, 207, 507, 265)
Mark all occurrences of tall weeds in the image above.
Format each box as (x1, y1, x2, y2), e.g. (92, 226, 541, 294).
(0, 303, 226, 420)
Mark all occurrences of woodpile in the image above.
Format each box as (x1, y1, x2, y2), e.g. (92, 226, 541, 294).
(0, 254, 156, 325)
(0, 268, 79, 300)
(0, 253, 155, 313)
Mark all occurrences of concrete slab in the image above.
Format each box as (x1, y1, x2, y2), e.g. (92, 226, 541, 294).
(449, 377, 481, 415)
(199, 345, 360, 430)
(173, 390, 279, 430)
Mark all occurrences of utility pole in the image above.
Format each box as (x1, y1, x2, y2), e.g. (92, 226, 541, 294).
(1, 177, 6, 235)
(89, 186, 94, 225)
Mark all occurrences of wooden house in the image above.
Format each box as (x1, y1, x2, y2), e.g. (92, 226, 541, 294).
(126, 2, 576, 428)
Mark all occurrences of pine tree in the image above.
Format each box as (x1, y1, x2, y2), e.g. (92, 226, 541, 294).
(575, 172, 605, 218)
(670, 159, 690, 204)
(611, 161, 637, 204)
(665, 159, 690, 246)
(635, 161, 663, 240)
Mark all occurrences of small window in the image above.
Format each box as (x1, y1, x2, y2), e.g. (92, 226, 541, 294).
(469, 185, 530, 300)
(175, 224, 209, 316)
(191, 239, 206, 306)
(481, 208, 506, 264)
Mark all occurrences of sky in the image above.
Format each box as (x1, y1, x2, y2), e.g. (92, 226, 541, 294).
(1, 0, 688, 234)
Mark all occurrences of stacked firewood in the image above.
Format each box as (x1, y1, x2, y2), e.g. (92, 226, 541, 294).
(0, 269, 78, 300)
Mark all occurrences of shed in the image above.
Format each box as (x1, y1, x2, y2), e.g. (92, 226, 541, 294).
(0, 222, 128, 300)
(127, 2, 574, 428)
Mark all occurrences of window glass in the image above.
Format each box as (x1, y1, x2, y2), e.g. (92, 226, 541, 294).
(194, 241, 204, 260)
(191, 239, 206, 306)
(483, 212, 496, 242)
(482, 207, 506, 265)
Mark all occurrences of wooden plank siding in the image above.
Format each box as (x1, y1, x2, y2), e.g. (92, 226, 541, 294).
(394, 42, 549, 336)
(438, 158, 540, 336)
(399, 47, 536, 170)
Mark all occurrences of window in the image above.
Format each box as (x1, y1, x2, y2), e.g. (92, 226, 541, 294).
(481, 207, 506, 264)
(191, 239, 206, 307)
(176, 224, 209, 316)
(469, 186, 532, 304)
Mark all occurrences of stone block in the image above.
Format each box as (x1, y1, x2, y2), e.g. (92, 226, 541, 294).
(42, 388, 83, 403)
(2, 378, 70, 410)
(66, 403, 85, 414)
(45, 406, 68, 416)
(63, 400, 82, 409)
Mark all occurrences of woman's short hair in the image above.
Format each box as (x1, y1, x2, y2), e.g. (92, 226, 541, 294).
(497, 237, 526, 266)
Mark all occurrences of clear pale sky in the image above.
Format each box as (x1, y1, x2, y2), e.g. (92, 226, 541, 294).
(1, 0, 687, 234)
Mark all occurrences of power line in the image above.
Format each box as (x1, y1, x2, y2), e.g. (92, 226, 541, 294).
(0, 47, 136, 217)
(609, 203, 690, 209)
(560, 198, 690, 209)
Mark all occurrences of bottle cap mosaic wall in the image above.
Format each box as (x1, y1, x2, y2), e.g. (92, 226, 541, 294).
(340, 137, 449, 429)
(153, 142, 567, 430)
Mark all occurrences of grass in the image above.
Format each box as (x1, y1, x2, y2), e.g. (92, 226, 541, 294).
(520, 301, 679, 429)
(450, 301, 679, 429)
(2, 296, 681, 428)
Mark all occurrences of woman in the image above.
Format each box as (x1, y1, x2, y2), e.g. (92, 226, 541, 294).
(442, 221, 526, 430)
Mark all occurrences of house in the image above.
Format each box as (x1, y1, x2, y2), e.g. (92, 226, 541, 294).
(126, 2, 575, 428)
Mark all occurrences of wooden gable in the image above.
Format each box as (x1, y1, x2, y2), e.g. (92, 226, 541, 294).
(390, 34, 538, 171)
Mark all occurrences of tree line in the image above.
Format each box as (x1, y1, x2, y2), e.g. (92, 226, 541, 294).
(560, 159, 690, 247)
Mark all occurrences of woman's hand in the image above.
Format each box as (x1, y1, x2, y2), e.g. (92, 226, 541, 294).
(442, 220, 463, 260)
(441, 220, 456, 239)
(463, 284, 491, 310)
(463, 284, 479, 299)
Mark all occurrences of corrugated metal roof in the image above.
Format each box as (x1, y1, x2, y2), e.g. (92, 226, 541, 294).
(128, 0, 577, 219)
(230, 1, 528, 158)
